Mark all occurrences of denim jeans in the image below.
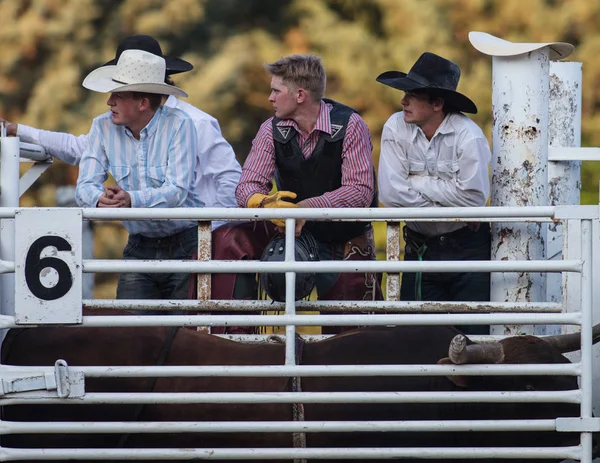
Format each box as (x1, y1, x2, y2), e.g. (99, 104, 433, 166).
(116, 226, 198, 301)
(400, 223, 491, 335)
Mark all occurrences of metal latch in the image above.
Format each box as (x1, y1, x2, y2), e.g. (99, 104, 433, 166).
(556, 417, 600, 433)
(0, 359, 84, 398)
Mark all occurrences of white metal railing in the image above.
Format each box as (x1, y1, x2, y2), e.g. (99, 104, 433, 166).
(0, 205, 596, 461)
(0, 447, 581, 461)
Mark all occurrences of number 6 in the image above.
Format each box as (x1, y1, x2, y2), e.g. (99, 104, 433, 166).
(25, 236, 73, 301)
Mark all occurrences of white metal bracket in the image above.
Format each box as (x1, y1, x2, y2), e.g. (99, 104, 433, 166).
(19, 161, 52, 197)
(556, 417, 600, 433)
(0, 359, 84, 398)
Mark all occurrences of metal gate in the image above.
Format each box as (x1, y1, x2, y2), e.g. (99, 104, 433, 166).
(0, 203, 597, 461)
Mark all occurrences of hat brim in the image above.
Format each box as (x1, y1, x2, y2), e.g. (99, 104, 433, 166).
(469, 31, 574, 61)
(103, 55, 193, 75)
(376, 71, 478, 114)
(82, 65, 188, 98)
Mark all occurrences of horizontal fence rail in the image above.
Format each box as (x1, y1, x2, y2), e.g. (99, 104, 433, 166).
(0, 258, 583, 276)
(0, 390, 582, 406)
(83, 299, 565, 313)
(82, 259, 582, 274)
(0, 313, 584, 330)
(0, 446, 583, 461)
(0, 205, 571, 221)
(0, 419, 569, 434)
(0, 363, 582, 378)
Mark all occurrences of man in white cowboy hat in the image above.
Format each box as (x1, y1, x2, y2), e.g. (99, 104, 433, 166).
(376, 52, 492, 335)
(75, 49, 202, 301)
(0, 34, 241, 220)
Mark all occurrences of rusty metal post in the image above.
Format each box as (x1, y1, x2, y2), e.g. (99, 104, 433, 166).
(489, 49, 550, 336)
(545, 62, 582, 336)
(386, 222, 401, 301)
(196, 222, 212, 333)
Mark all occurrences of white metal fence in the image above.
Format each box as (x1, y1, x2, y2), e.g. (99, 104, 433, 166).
(0, 204, 598, 461)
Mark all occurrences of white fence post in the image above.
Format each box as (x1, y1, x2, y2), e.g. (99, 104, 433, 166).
(489, 50, 550, 336)
(546, 62, 583, 336)
(0, 135, 20, 318)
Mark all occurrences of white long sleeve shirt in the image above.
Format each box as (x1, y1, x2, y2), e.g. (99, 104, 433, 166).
(378, 111, 491, 237)
(18, 96, 241, 228)
(76, 106, 201, 237)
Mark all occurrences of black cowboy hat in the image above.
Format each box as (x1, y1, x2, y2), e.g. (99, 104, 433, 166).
(103, 34, 193, 76)
(376, 52, 477, 114)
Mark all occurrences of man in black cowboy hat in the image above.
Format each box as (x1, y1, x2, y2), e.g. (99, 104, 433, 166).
(376, 52, 492, 335)
(0, 34, 241, 220)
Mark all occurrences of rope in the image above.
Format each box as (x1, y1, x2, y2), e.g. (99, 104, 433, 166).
(292, 375, 307, 463)
(291, 334, 307, 463)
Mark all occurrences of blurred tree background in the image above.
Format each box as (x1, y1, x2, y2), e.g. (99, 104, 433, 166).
(1, 0, 598, 297)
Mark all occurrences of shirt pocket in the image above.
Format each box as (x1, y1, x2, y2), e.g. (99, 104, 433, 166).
(109, 165, 131, 185)
(436, 160, 459, 180)
(408, 159, 427, 175)
(147, 165, 168, 189)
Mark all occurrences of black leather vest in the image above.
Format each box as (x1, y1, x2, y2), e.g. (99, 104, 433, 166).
(272, 99, 378, 243)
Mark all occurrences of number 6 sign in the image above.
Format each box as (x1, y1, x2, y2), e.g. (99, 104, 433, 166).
(15, 209, 83, 324)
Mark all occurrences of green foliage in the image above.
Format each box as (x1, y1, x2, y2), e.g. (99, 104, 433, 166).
(3, 0, 597, 190)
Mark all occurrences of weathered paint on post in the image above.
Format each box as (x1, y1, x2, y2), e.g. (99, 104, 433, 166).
(196, 221, 212, 334)
(545, 62, 582, 336)
(490, 50, 549, 336)
(386, 222, 401, 301)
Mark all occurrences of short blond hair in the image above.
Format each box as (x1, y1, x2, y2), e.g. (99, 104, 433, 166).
(265, 54, 326, 101)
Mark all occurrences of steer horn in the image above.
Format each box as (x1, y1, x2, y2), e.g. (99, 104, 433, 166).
(542, 323, 600, 354)
(448, 334, 505, 365)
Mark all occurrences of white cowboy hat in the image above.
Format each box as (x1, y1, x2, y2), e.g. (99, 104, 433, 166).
(468, 31, 574, 61)
(82, 49, 188, 97)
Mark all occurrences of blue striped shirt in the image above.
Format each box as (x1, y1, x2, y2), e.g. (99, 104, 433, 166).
(76, 105, 201, 237)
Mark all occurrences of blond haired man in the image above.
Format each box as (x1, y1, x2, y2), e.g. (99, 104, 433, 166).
(209, 54, 381, 334)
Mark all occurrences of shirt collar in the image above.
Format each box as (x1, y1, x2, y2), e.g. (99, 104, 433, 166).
(139, 105, 164, 138)
(164, 95, 177, 108)
(276, 100, 333, 136)
(436, 113, 455, 136)
(404, 112, 455, 141)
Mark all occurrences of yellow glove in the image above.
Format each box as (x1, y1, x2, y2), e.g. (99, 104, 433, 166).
(247, 191, 297, 208)
(247, 191, 298, 226)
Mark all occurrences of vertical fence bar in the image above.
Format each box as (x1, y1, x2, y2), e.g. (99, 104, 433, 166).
(386, 222, 401, 301)
(579, 219, 594, 463)
(284, 218, 296, 366)
(196, 222, 212, 333)
(546, 62, 583, 337)
(562, 219, 583, 365)
(0, 136, 20, 318)
(591, 218, 600, 421)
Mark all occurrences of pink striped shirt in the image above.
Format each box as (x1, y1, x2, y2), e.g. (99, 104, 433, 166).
(236, 101, 375, 209)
